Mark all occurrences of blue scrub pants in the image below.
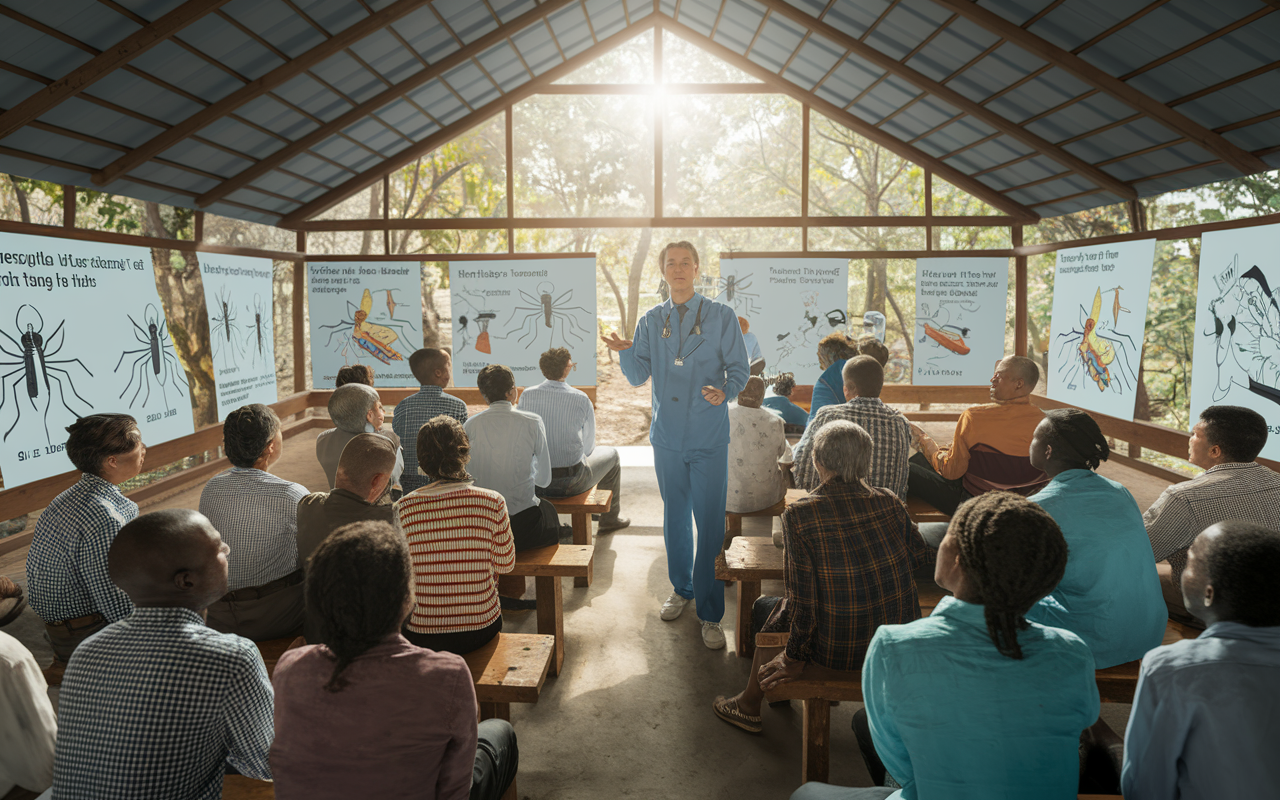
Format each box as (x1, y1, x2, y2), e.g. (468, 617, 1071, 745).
(653, 444, 728, 623)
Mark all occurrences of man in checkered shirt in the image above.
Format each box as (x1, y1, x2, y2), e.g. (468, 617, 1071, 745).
(51, 508, 273, 799)
(391, 348, 468, 495)
(1145, 404, 1280, 626)
(199, 404, 308, 641)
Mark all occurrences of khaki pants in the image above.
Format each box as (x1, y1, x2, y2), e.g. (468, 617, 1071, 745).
(44, 613, 108, 663)
(206, 576, 305, 642)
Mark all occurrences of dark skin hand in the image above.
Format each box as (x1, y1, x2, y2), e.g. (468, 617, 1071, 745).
(758, 652, 805, 691)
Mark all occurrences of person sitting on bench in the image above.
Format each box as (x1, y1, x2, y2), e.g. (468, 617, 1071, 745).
(0, 630, 56, 798)
(855, 335, 889, 368)
(761, 372, 809, 430)
(792, 357, 910, 496)
(1121, 521, 1280, 800)
(1144, 405, 1280, 628)
(1022, 408, 1166, 669)
(27, 414, 145, 675)
(334, 364, 374, 387)
(793, 492, 1097, 800)
(199, 404, 307, 641)
(394, 416, 516, 655)
(271, 520, 519, 800)
(806, 333, 858, 425)
(712, 421, 930, 734)
(727, 377, 792, 515)
(51, 509, 273, 798)
(907, 355, 1048, 515)
(393, 348, 468, 496)
(315, 383, 403, 496)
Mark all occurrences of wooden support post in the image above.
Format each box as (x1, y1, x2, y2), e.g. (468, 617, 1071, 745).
(925, 170, 933, 250)
(382, 174, 390, 255)
(194, 211, 203, 244)
(801, 698, 831, 783)
(506, 106, 514, 253)
(1014, 225, 1028, 357)
(535, 575, 565, 677)
(653, 25, 663, 218)
(62, 185, 75, 228)
(294, 230, 307, 395)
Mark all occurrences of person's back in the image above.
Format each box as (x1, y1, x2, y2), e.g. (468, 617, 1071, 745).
(727, 378, 790, 514)
(0, 630, 56, 798)
(393, 349, 468, 495)
(761, 394, 808, 428)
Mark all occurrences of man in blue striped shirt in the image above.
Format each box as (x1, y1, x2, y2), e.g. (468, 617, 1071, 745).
(392, 348, 468, 495)
(518, 347, 627, 532)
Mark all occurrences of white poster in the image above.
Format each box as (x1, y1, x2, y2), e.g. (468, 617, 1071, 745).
(711, 257, 849, 378)
(0, 231, 195, 489)
(307, 262, 423, 388)
(913, 257, 1009, 385)
(450, 258, 597, 388)
(1190, 224, 1280, 459)
(1046, 239, 1155, 419)
(200, 255, 277, 420)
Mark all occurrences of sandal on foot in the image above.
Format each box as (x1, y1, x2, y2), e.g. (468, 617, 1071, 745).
(713, 695, 762, 734)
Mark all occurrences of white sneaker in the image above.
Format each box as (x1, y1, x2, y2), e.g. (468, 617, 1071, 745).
(701, 621, 726, 650)
(660, 592, 690, 621)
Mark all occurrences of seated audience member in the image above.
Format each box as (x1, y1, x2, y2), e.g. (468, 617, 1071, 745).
(1145, 405, 1280, 626)
(726, 377, 792, 514)
(856, 335, 890, 367)
(394, 416, 515, 654)
(0, 630, 56, 798)
(1022, 409, 1166, 668)
(518, 347, 628, 532)
(271, 521, 518, 800)
(297, 433, 398, 644)
(393, 348, 468, 495)
(907, 355, 1047, 515)
(807, 333, 859, 425)
(792, 357, 911, 497)
(52, 509, 273, 798)
(739, 316, 764, 373)
(27, 414, 145, 673)
(794, 492, 1098, 800)
(1122, 521, 1280, 800)
(315, 382, 403, 494)
(0, 575, 23, 628)
(334, 364, 374, 387)
(466, 364, 569, 608)
(713, 421, 929, 734)
(199, 404, 308, 641)
(761, 372, 809, 429)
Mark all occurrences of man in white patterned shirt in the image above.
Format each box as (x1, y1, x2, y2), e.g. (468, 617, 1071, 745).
(519, 347, 628, 532)
(727, 377, 792, 514)
(51, 508, 273, 799)
(791, 356, 911, 497)
(1145, 404, 1280, 626)
(199, 404, 308, 641)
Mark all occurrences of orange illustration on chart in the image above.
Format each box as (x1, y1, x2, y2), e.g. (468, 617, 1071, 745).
(923, 323, 970, 355)
(1079, 288, 1117, 391)
(352, 289, 405, 364)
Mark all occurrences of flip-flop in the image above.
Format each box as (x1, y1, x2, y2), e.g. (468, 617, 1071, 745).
(713, 695, 763, 734)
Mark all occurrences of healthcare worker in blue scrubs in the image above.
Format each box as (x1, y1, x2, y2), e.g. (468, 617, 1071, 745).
(602, 241, 750, 650)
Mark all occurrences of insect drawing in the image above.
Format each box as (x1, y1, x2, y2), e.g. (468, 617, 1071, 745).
(319, 289, 417, 365)
(917, 300, 978, 358)
(502, 281, 590, 349)
(455, 290, 497, 353)
(825, 309, 848, 329)
(241, 293, 269, 369)
(1202, 256, 1280, 405)
(115, 304, 189, 411)
(0, 304, 94, 443)
(209, 284, 243, 369)
(711, 272, 761, 316)
(1056, 287, 1138, 394)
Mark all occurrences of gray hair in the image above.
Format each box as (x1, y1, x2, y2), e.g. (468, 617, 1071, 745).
(329, 383, 379, 434)
(812, 420, 872, 483)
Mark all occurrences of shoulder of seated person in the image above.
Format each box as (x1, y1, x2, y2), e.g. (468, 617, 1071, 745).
(299, 491, 330, 506)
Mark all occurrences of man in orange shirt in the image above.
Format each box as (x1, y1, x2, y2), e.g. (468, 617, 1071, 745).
(907, 355, 1048, 526)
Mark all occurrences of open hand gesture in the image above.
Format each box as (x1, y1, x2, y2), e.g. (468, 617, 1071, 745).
(601, 331, 633, 352)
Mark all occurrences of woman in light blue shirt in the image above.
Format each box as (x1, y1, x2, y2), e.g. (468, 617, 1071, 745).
(792, 492, 1099, 800)
(1026, 408, 1167, 669)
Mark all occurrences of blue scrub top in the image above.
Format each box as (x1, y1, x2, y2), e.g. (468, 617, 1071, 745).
(864, 597, 1099, 800)
(742, 331, 763, 363)
(619, 294, 750, 450)
(807, 359, 846, 426)
(761, 396, 808, 428)
(1028, 469, 1168, 669)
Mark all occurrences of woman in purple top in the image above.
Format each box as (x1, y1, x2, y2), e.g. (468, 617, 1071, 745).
(270, 521, 518, 800)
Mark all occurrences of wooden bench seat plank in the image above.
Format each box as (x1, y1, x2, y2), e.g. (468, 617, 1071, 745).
(509, 544, 595, 577)
(904, 496, 949, 524)
(465, 633, 553, 709)
(717, 537, 784, 658)
(548, 488, 612, 587)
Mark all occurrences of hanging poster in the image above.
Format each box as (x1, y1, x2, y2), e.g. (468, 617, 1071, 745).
(200, 255, 277, 420)
(307, 262, 423, 388)
(0, 231, 195, 489)
(710, 257, 849, 379)
(913, 257, 1008, 385)
(449, 257, 597, 388)
(1189, 224, 1280, 459)
(1046, 239, 1155, 420)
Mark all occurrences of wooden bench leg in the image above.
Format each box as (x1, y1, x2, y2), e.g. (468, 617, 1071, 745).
(501, 777, 517, 800)
(801, 698, 831, 784)
(535, 575, 565, 677)
(480, 702, 511, 722)
(573, 513, 591, 588)
(736, 579, 761, 658)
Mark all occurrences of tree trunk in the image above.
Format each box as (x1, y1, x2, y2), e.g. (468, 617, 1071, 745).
(359, 186, 380, 256)
(8, 176, 30, 224)
(625, 228, 652, 335)
(866, 259, 887, 315)
(885, 285, 913, 358)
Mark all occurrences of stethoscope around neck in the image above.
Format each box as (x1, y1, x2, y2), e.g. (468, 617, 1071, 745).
(662, 298, 704, 338)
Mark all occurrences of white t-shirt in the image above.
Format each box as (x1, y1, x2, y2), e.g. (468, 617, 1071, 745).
(0, 630, 56, 796)
(727, 403, 792, 513)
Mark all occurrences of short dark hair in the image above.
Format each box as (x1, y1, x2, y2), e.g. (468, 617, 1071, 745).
(408, 348, 449, 385)
(856, 336, 889, 367)
(842, 355, 884, 398)
(416, 415, 471, 482)
(539, 347, 572, 381)
(65, 414, 140, 475)
(1041, 408, 1109, 471)
(335, 365, 374, 387)
(476, 364, 515, 404)
(1200, 405, 1268, 463)
(774, 373, 796, 397)
(223, 404, 281, 468)
(1204, 522, 1280, 627)
(1004, 355, 1040, 387)
(817, 332, 857, 365)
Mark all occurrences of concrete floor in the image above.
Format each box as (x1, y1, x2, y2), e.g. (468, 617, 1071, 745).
(0, 422, 1162, 799)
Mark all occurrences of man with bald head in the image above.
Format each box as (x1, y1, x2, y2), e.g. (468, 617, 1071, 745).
(1122, 521, 1280, 800)
(51, 509, 274, 799)
(727, 376, 792, 514)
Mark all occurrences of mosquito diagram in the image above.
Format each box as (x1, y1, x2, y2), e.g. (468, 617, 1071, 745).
(0, 304, 94, 443)
(1056, 287, 1138, 394)
(242, 293, 269, 369)
(917, 300, 979, 359)
(776, 291, 824, 363)
(209, 284, 243, 370)
(456, 290, 497, 354)
(115, 303, 189, 411)
(502, 281, 590, 349)
(319, 289, 418, 365)
(710, 272, 761, 316)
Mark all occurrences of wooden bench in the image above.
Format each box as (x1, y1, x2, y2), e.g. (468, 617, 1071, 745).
(547, 487, 612, 588)
(724, 488, 808, 550)
(509, 544, 594, 677)
(904, 496, 949, 524)
(715, 537, 784, 658)
(1095, 619, 1202, 703)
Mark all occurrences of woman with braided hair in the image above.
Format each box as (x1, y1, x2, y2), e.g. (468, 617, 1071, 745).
(1025, 407, 1167, 669)
(271, 521, 520, 800)
(792, 492, 1098, 800)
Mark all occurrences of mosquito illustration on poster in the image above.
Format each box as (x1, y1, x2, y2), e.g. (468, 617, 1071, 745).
(0, 304, 94, 443)
(242, 293, 270, 369)
(918, 300, 979, 359)
(319, 288, 419, 365)
(210, 284, 243, 369)
(710, 272, 761, 316)
(456, 290, 497, 354)
(115, 303, 189, 412)
(501, 282, 590, 349)
(1056, 287, 1139, 394)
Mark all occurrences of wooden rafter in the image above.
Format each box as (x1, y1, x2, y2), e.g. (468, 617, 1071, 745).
(194, 0, 581, 209)
(90, 0, 436, 188)
(930, 0, 1271, 176)
(756, 0, 1136, 200)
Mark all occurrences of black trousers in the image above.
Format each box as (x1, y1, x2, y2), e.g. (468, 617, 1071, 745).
(471, 719, 519, 800)
(906, 452, 972, 516)
(509, 499, 566, 551)
(404, 617, 502, 656)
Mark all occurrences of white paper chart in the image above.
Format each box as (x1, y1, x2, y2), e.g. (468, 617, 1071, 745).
(200, 254, 277, 419)
(308, 261, 424, 388)
(913, 257, 1008, 385)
